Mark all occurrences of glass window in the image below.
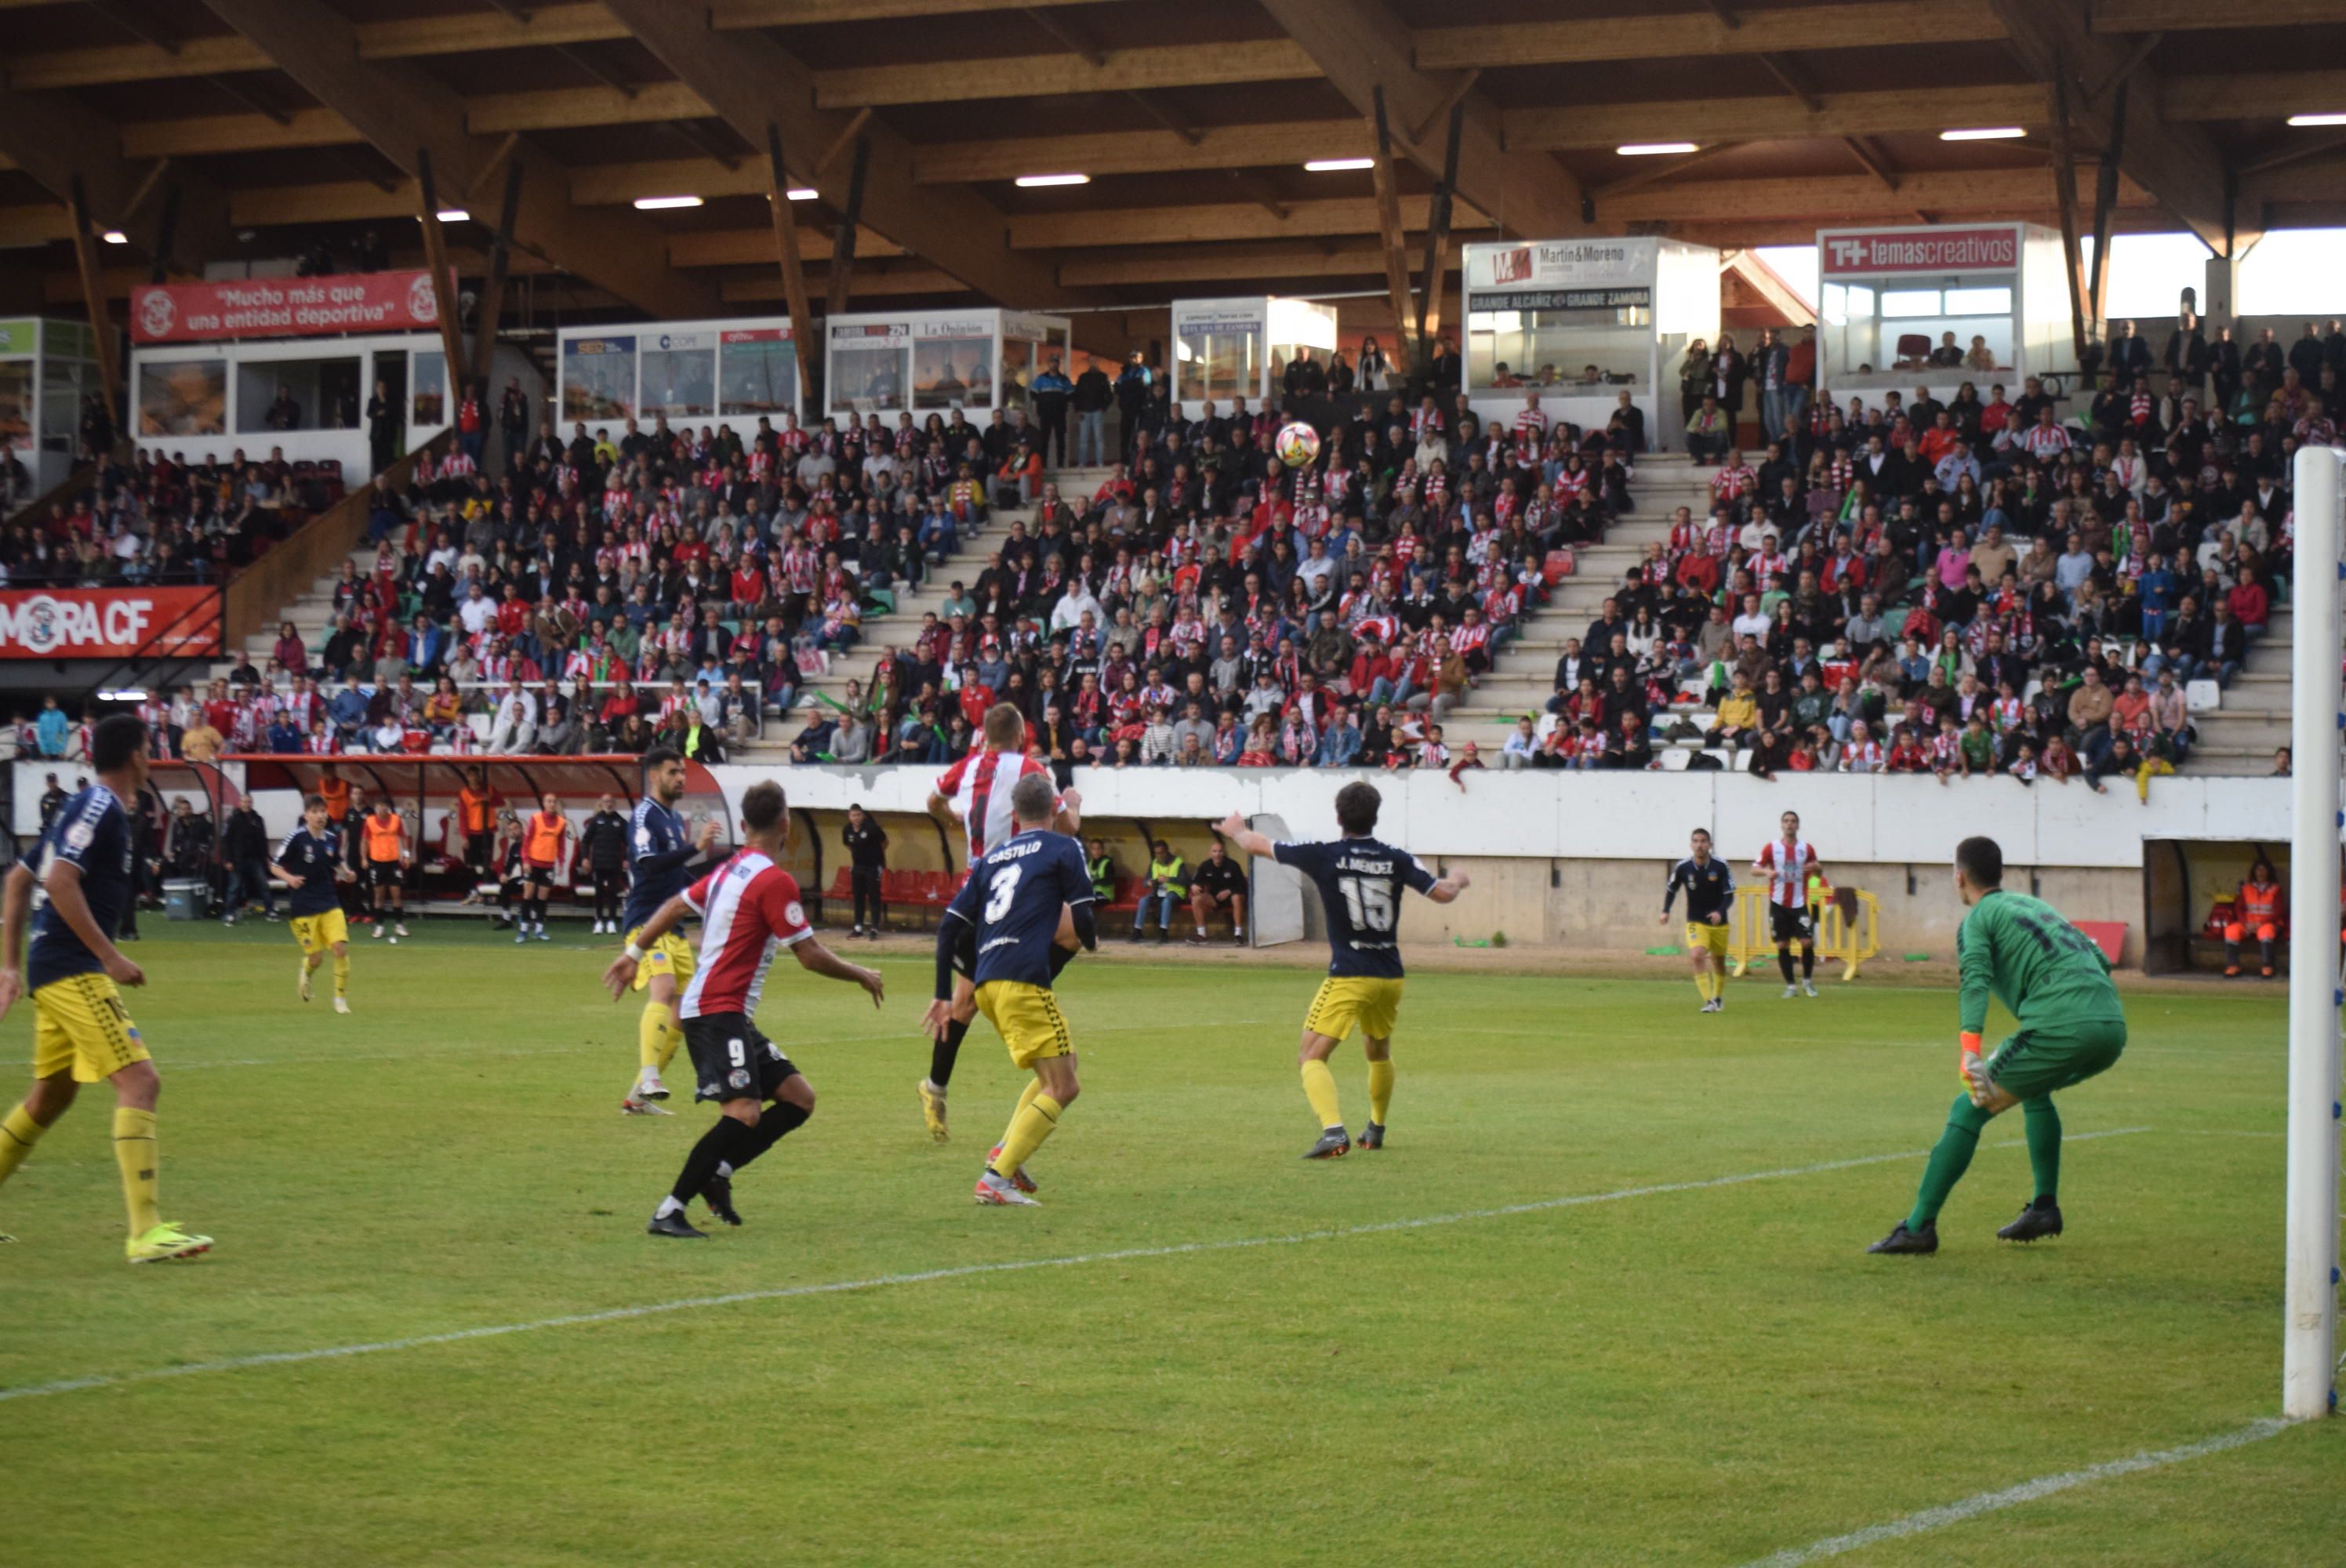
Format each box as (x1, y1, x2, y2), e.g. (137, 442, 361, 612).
(0, 361, 30, 448)
(914, 332, 993, 411)
(1175, 328, 1259, 405)
(1820, 278, 2017, 384)
(38, 355, 87, 454)
(640, 340, 715, 419)
(1881, 289, 1942, 318)
(719, 332, 798, 416)
(997, 338, 1033, 409)
(234, 354, 361, 434)
(410, 350, 447, 428)
(137, 358, 227, 437)
(561, 336, 637, 424)
(1944, 286, 2014, 316)
(829, 328, 906, 413)
(1466, 303, 1653, 392)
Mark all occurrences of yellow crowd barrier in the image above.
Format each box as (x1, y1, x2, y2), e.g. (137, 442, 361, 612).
(1724, 885, 1880, 981)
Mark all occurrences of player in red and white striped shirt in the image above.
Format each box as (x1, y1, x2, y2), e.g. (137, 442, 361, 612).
(917, 702, 1081, 1140)
(1751, 809, 1828, 998)
(604, 779, 883, 1240)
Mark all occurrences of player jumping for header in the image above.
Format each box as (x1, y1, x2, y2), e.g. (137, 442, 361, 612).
(1869, 835, 2128, 1255)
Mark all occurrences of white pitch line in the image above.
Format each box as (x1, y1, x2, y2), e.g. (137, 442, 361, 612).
(0, 1128, 2150, 1405)
(1734, 1417, 2290, 1567)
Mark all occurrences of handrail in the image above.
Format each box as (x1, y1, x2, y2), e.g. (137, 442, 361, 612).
(72, 583, 227, 706)
(2, 456, 99, 530)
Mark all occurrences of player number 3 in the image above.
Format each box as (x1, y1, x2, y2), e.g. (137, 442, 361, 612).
(1338, 874, 1396, 934)
(983, 864, 1023, 924)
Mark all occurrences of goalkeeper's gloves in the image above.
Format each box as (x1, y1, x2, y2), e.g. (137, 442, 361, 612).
(1959, 1030, 1990, 1104)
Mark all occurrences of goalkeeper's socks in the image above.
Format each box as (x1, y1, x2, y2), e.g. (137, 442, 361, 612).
(2022, 1097, 2061, 1204)
(1778, 949, 1796, 985)
(1906, 1093, 1990, 1229)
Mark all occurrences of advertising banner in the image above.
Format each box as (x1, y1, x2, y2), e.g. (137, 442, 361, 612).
(1818, 226, 2020, 277)
(0, 587, 220, 659)
(129, 270, 449, 344)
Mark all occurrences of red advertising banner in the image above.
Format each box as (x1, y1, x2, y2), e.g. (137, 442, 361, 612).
(0, 587, 220, 659)
(129, 270, 449, 344)
(1819, 226, 2019, 277)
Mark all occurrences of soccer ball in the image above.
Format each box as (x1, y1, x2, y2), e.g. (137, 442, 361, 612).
(1274, 420, 1321, 467)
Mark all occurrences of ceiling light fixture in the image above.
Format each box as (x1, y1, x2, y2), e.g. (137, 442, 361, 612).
(1302, 158, 1375, 172)
(632, 194, 705, 210)
(785, 187, 819, 200)
(434, 208, 470, 222)
(2286, 112, 2346, 127)
(1939, 126, 2026, 141)
(101, 230, 128, 245)
(1015, 172, 1090, 187)
(1615, 141, 1699, 156)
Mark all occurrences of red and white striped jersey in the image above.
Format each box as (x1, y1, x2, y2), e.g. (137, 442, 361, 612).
(1752, 837, 1820, 908)
(935, 746, 1058, 860)
(679, 850, 812, 1021)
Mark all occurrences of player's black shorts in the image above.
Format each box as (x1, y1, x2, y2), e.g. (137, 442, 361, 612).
(682, 1012, 799, 1104)
(525, 864, 557, 889)
(1770, 902, 1815, 943)
(367, 862, 403, 887)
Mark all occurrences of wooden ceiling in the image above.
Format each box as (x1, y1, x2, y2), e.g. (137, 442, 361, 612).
(2, 0, 2344, 324)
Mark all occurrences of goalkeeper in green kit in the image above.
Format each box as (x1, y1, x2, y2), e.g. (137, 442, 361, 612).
(1869, 836, 2127, 1254)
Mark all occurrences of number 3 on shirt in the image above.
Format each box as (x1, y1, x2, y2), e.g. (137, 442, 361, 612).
(1339, 875, 1395, 934)
(984, 865, 1023, 924)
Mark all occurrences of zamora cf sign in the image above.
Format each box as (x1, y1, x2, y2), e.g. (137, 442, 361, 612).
(0, 590, 220, 659)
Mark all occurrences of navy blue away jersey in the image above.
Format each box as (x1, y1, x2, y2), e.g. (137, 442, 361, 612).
(1664, 855, 1735, 924)
(275, 827, 344, 916)
(28, 786, 133, 989)
(944, 829, 1095, 989)
(623, 796, 697, 932)
(1273, 836, 1437, 980)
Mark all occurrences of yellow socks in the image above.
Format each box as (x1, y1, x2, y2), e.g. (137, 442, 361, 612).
(332, 953, 350, 999)
(1367, 1060, 1394, 1126)
(0, 1104, 45, 1186)
(112, 1107, 159, 1238)
(1301, 1058, 1344, 1130)
(1014, 1077, 1044, 1119)
(639, 1000, 682, 1072)
(992, 1091, 1062, 1177)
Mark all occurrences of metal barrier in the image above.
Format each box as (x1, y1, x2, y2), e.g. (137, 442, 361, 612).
(1724, 884, 1879, 981)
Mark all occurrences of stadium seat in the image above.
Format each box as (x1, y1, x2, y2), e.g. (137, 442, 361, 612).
(1659, 747, 1691, 771)
(2185, 679, 2221, 713)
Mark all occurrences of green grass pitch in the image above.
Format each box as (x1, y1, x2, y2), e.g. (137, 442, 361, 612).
(0, 921, 2335, 1566)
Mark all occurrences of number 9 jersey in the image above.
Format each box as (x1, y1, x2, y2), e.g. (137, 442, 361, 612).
(1273, 837, 1437, 979)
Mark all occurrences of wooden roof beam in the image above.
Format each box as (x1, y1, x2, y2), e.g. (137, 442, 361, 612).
(1414, 2, 2003, 70)
(1260, 0, 1593, 238)
(1008, 192, 1491, 249)
(598, 0, 1071, 306)
(0, 79, 236, 276)
(197, 0, 720, 319)
(2090, 0, 2346, 28)
(1509, 85, 2051, 150)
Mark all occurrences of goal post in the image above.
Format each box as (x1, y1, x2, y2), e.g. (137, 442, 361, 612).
(2285, 444, 2344, 1420)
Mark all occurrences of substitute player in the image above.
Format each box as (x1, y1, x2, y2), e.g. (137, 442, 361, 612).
(604, 780, 884, 1239)
(1869, 835, 2128, 1254)
(619, 748, 721, 1113)
(1752, 809, 1823, 999)
(274, 794, 355, 1014)
(0, 713, 213, 1261)
(917, 702, 1080, 1142)
(517, 793, 570, 942)
(361, 794, 410, 942)
(925, 772, 1098, 1206)
(1215, 782, 1468, 1159)
(1661, 828, 1734, 1012)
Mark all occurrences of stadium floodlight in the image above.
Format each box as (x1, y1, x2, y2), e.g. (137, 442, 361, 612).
(2285, 442, 2344, 1421)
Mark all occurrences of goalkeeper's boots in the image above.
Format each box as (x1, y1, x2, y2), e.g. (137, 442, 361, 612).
(986, 1144, 1037, 1193)
(1996, 1199, 2063, 1243)
(1356, 1122, 1385, 1150)
(701, 1173, 743, 1227)
(126, 1221, 213, 1263)
(647, 1210, 708, 1240)
(1865, 1220, 1937, 1255)
(974, 1170, 1039, 1206)
(1301, 1126, 1352, 1160)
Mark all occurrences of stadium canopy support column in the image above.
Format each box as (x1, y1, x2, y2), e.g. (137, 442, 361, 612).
(470, 155, 525, 390)
(2284, 443, 2344, 1421)
(762, 122, 821, 406)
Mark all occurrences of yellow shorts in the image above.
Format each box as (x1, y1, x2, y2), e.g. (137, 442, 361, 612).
(1303, 976, 1405, 1043)
(975, 980, 1073, 1071)
(627, 927, 696, 993)
(1685, 920, 1730, 956)
(31, 973, 151, 1084)
(289, 909, 350, 956)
